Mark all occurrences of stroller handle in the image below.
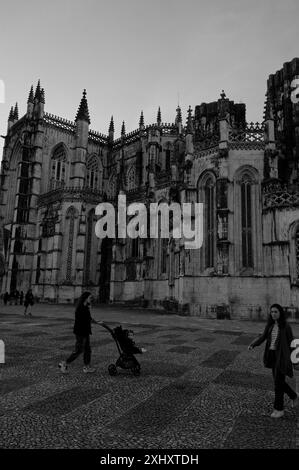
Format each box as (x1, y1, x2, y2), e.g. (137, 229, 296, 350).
(98, 322, 114, 335)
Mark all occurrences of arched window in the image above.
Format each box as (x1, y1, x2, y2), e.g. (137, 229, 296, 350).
(126, 166, 136, 191)
(158, 210, 168, 276)
(107, 172, 117, 199)
(50, 144, 67, 190)
(164, 142, 172, 171)
(240, 175, 253, 268)
(86, 155, 100, 190)
(197, 172, 216, 271)
(205, 177, 215, 268)
(234, 166, 261, 274)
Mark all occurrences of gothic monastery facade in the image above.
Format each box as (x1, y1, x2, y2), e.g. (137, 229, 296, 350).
(1, 58, 299, 319)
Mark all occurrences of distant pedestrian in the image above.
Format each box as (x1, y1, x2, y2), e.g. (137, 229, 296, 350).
(248, 304, 298, 418)
(15, 290, 19, 305)
(59, 291, 101, 374)
(24, 289, 34, 317)
(3, 292, 9, 306)
(20, 291, 24, 306)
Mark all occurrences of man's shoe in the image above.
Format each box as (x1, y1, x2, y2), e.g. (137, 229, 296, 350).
(270, 409, 284, 418)
(59, 361, 68, 374)
(83, 366, 96, 374)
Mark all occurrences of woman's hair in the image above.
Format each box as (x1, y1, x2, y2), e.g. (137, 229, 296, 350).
(268, 303, 287, 327)
(76, 291, 92, 312)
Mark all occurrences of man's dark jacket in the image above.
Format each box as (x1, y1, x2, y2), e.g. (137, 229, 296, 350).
(250, 322, 294, 378)
(73, 305, 93, 336)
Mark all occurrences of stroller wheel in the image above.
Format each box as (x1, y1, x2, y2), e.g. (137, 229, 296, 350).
(132, 365, 141, 377)
(108, 364, 117, 376)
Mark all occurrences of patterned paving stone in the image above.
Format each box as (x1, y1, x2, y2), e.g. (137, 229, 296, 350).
(167, 346, 198, 354)
(16, 331, 50, 338)
(213, 330, 243, 336)
(24, 386, 108, 417)
(163, 339, 187, 345)
(194, 337, 215, 343)
(6, 345, 47, 357)
(141, 361, 188, 378)
(0, 377, 33, 395)
(200, 350, 241, 368)
(223, 413, 297, 448)
(159, 334, 181, 339)
(213, 370, 274, 391)
(107, 381, 208, 437)
(231, 334, 258, 346)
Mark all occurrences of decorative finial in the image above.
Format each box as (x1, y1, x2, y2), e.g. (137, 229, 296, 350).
(34, 80, 41, 100)
(40, 88, 45, 104)
(27, 85, 34, 104)
(13, 102, 19, 121)
(121, 120, 126, 136)
(157, 106, 162, 125)
(139, 110, 144, 128)
(75, 89, 91, 124)
(186, 105, 193, 133)
(176, 105, 182, 124)
(220, 90, 226, 100)
(109, 115, 114, 133)
(8, 106, 14, 121)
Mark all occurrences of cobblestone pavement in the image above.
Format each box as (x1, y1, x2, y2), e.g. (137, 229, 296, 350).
(0, 304, 298, 449)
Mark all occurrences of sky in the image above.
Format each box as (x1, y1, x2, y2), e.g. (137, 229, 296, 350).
(0, 0, 298, 154)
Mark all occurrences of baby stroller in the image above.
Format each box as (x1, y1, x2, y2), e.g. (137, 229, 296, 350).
(100, 323, 144, 376)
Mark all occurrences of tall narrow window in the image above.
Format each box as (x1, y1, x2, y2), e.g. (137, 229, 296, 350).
(205, 178, 215, 268)
(165, 149, 171, 171)
(86, 156, 100, 190)
(66, 207, 76, 281)
(50, 144, 67, 190)
(84, 210, 94, 284)
(241, 178, 253, 268)
(158, 212, 168, 275)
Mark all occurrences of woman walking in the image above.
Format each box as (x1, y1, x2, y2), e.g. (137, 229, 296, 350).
(248, 304, 298, 418)
(59, 291, 102, 374)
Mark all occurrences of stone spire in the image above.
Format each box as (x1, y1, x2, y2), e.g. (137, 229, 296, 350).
(27, 85, 34, 104)
(175, 105, 182, 124)
(7, 106, 14, 131)
(13, 102, 19, 121)
(75, 89, 91, 124)
(8, 106, 14, 122)
(40, 88, 45, 104)
(121, 120, 126, 137)
(108, 116, 114, 144)
(186, 106, 194, 134)
(157, 106, 161, 126)
(139, 110, 144, 129)
(109, 115, 114, 134)
(34, 80, 41, 101)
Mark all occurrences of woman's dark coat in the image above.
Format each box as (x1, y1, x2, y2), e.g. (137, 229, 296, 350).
(250, 322, 294, 378)
(73, 305, 93, 337)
